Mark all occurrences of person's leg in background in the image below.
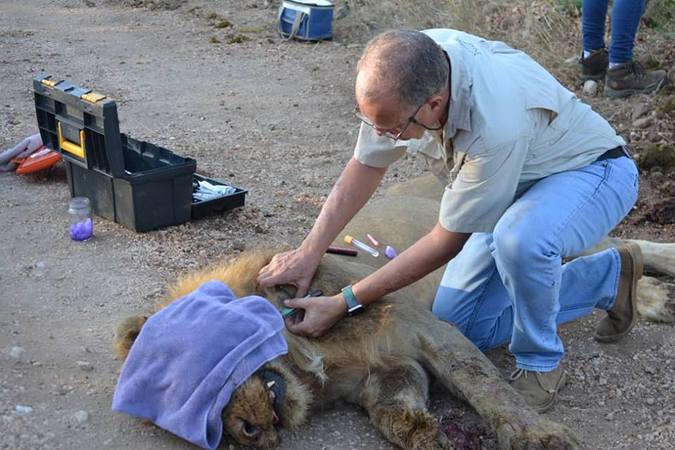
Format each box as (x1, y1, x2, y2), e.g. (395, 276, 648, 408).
(580, 0, 610, 81)
(608, 0, 645, 66)
(604, 0, 668, 97)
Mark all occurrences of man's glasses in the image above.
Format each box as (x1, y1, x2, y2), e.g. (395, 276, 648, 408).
(353, 101, 444, 142)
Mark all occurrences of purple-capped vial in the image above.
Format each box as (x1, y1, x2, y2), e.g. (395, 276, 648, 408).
(384, 245, 397, 259)
(68, 197, 93, 241)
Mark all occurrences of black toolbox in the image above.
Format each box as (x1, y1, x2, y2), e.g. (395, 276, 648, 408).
(33, 74, 247, 232)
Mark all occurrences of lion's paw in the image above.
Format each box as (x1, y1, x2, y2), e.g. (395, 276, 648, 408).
(498, 419, 579, 450)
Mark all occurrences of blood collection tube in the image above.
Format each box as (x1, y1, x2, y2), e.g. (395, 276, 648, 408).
(344, 235, 379, 258)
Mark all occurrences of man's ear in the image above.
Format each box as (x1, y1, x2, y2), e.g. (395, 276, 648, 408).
(262, 285, 297, 304)
(427, 94, 445, 115)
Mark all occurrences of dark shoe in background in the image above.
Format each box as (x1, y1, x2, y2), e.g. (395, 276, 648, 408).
(580, 49, 608, 81)
(604, 61, 668, 98)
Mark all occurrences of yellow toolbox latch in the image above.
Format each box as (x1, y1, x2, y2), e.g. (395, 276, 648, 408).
(81, 92, 106, 103)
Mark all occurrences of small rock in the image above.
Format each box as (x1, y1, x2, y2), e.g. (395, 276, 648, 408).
(605, 412, 614, 421)
(15, 405, 33, 416)
(564, 55, 579, 65)
(632, 116, 653, 129)
(9, 346, 25, 359)
(646, 398, 655, 405)
(74, 410, 89, 423)
(335, 4, 350, 20)
(76, 361, 93, 372)
(632, 103, 650, 121)
(582, 80, 598, 96)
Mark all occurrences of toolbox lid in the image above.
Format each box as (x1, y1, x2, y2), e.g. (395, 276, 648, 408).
(33, 74, 126, 177)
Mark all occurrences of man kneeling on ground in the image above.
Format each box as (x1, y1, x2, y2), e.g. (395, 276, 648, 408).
(258, 29, 642, 413)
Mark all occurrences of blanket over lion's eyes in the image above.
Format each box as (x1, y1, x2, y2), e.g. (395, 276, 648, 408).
(112, 280, 288, 450)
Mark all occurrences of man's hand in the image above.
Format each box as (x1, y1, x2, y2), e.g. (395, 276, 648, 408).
(258, 158, 385, 298)
(257, 248, 321, 297)
(283, 295, 347, 337)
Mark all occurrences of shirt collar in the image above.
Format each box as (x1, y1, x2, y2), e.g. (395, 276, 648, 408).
(443, 47, 473, 139)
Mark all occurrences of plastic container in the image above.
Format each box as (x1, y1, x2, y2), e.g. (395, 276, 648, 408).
(68, 197, 93, 241)
(34, 74, 247, 232)
(64, 134, 196, 232)
(278, 0, 334, 41)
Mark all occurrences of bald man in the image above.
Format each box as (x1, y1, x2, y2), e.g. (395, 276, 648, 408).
(257, 29, 642, 412)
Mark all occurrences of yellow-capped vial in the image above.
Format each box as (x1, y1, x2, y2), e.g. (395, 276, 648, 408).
(344, 235, 379, 257)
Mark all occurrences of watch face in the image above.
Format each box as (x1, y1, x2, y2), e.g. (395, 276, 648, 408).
(348, 303, 364, 316)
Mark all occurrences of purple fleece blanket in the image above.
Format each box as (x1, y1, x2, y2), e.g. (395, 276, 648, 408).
(112, 281, 288, 450)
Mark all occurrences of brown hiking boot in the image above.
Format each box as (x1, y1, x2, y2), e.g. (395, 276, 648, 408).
(595, 242, 643, 343)
(604, 60, 668, 98)
(509, 365, 567, 413)
(579, 49, 608, 81)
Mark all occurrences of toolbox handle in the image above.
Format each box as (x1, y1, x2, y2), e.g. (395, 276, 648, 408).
(57, 122, 86, 159)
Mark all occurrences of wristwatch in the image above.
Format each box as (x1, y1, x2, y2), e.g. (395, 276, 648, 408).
(341, 285, 364, 316)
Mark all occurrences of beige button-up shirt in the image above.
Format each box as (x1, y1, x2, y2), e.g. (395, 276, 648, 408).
(354, 29, 625, 233)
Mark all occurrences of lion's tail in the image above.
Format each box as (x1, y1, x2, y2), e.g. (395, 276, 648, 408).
(114, 315, 148, 360)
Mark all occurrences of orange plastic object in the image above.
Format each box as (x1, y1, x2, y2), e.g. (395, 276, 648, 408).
(16, 148, 61, 174)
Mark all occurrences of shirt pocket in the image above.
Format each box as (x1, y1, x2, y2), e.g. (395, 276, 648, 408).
(414, 136, 449, 182)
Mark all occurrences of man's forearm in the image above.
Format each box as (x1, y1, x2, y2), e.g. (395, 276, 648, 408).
(301, 157, 386, 256)
(351, 223, 470, 305)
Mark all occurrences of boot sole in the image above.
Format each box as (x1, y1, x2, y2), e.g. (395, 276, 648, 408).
(594, 242, 643, 343)
(604, 78, 667, 98)
(581, 73, 606, 82)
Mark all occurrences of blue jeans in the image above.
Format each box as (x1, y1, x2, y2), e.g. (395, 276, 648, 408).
(582, 0, 646, 64)
(432, 155, 639, 372)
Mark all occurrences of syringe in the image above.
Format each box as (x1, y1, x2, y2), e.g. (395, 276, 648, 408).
(344, 235, 379, 257)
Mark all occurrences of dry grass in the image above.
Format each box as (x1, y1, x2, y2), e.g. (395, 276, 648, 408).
(360, 0, 581, 76)
(343, 0, 673, 87)
(344, 0, 581, 83)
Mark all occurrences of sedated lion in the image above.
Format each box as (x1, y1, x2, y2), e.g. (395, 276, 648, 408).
(114, 177, 583, 450)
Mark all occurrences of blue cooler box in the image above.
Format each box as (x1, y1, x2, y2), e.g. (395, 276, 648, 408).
(278, 0, 334, 41)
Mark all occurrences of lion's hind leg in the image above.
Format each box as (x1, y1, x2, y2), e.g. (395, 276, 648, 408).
(358, 358, 451, 450)
(417, 321, 579, 449)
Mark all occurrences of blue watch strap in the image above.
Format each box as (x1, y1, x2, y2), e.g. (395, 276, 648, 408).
(341, 285, 363, 316)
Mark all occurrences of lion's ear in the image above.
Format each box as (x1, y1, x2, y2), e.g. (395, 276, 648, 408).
(259, 285, 297, 308)
(114, 315, 148, 360)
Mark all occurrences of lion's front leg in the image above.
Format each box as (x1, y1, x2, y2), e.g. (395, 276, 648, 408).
(358, 358, 451, 450)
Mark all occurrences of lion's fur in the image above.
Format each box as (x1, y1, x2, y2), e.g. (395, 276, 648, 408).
(114, 241, 579, 448)
(113, 248, 460, 448)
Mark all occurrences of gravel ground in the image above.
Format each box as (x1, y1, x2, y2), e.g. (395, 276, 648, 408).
(1, 1, 673, 449)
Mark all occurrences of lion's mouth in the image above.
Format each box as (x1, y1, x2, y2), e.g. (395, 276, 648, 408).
(259, 369, 286, 425)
